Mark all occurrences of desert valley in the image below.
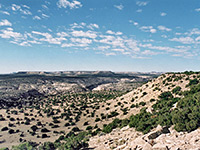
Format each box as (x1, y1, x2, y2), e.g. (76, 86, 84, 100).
(1, 0, 200, 149)
(0, 71, 200, 149)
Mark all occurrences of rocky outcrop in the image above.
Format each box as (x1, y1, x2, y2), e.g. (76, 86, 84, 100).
(89, 125, 200, 150)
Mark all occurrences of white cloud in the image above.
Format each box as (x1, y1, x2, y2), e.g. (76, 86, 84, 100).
(12, 4, 21, 11)
(161, 35, 168, 38)
(150, 29, 156, 33)
(28, 40, 41, 44)
(21, 10, 32, 15)
(187, 28, 200, 36)
(114, 4, 124, 10)
(70, 38, 92, 44)
(141, 50, 159, 55)
(195, 36, 200, 41)
(42, 5, 48, 9)
(136, 9, 142, 13)
(18, 41, 31, 47)
(195, 8, 200, 12)
(97, 46, 110, 51)
(99, 35, 125, 49)
(71, 30, 97, 39)
(57, 32, 69, 37)
(129, 20, 139, 26)
(160, 12, 167, 16)
(22, 5, 30, 9)
(169, 37, 194, 44)
(32, 31, 52, 38)
(112, 48, 124, 52)
(134, 22, 139, 26)
(70, 22, 85, 29)
(61, 43, 74, 47)
(0, 28, 22, 40)
(57, 0, 82, 9)
(106, 30, 122, 35)
(12, 4, 32, 15)
(87, 24, 99, 30)
(32, 31, 67, 44)
(125, 39, 140, 52)
(33, 16, 41, 20)
(61, 42, 88, 47)
(0, 11, 10, 15)
(42, 14, 49, 18)
(105, 52, 116, 56)
(140, 26, 157, 33)
(142, 44, 189, 53)
(157, 25, 171, 32)
(136, 1, 148, 6)
(0, 19, 12, 26)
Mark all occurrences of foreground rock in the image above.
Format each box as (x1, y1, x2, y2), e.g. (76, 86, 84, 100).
(89, 126, 200, 150)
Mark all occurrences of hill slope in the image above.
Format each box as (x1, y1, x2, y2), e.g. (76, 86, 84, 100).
(89, 71, 200, 149)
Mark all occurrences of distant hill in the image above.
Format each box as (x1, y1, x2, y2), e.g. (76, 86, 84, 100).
(0, 71, 160, 108)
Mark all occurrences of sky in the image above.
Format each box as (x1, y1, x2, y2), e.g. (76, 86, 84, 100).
(0, 0, 200, 73)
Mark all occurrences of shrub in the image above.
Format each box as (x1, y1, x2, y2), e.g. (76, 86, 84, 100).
(187, 79, 199, 87)
(40, 142, 55, 150)
(1, 127, 8, 131)
(9, 117, 15, 121)
(41, 128, 50, 133)
(120, 119, 129, 128)
(139, 101, 146, 106)
(53, 119, 60, 124)
(102, 118, 121, 133)
(131, 98, 135, 102)
(142, 92, 147, 96)
(86, 126, 92, 130)
(42, 134, 48, 138)
(95, 118, 101, 122)
(12, 142, 36, 150)
(64, 122, 70, 127)
(150, 99, 156, 102)
(8, 129, 15, 134)
(83, 121, 89, 126)
(159, 92, 173, 100)
(130, 104, 135, 108)
(72, 127, 80, 132)
(172, 86, 181, 94)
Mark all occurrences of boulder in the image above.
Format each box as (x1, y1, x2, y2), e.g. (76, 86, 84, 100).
(148, 131, 162, 140)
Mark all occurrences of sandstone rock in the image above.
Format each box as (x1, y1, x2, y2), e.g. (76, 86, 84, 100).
(161, 127, 170, 134)
(152, 143, 169, 150)
(148, 131, 162, 140)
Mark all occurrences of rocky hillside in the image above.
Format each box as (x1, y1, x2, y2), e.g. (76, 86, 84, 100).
(89, 71, 200, 149)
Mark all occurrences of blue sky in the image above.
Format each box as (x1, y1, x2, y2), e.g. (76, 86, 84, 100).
(0, 0, 200, 73)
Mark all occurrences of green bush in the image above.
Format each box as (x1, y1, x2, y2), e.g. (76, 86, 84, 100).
(86, 126, 92, 130)
(95, 118, 101, 122)
(102, 118, 121, 133)
(172, 86, 181, 94)
(39, 142, 55, 150)
(187, 79, 199, 87)
(139, 101, 146, 106)
(130, 104, 135, 108)
(12, 142, 36, 150)
(158, 91, 173, 100)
